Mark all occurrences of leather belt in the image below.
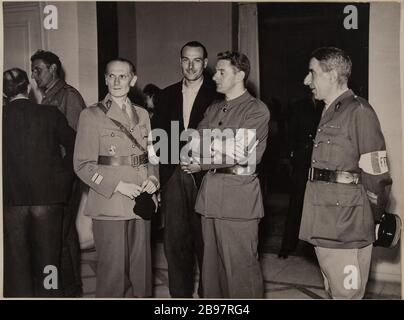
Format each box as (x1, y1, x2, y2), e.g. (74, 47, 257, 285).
(211, 165, 254, 175)
(98, 153, 148, 167)
(308, 167, 361, 185)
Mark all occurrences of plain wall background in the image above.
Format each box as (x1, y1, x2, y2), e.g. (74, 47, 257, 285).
(134, 2, 233, 91)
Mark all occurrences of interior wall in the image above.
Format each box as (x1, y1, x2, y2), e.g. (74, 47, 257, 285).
(44, 1, 98, 106)
(369, 2, 402, 283)
(133, 2, 233, 91)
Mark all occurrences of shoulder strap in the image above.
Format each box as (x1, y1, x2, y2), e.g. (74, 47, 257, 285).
(97, 102, 146, 153)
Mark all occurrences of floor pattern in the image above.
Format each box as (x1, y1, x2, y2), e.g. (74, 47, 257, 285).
(80, 243, 401, 299)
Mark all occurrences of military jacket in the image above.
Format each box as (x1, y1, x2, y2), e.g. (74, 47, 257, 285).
(194, 91, 270, 220)
(299, 90, 392, 249)
(74, 94, 159, 220)
(42, 79, 86, 131)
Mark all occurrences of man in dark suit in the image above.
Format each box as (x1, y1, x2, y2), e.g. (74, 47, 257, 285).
(152, 41, 220, 298)
(3, 68, 76, 297)
(31, 50, 86, 296)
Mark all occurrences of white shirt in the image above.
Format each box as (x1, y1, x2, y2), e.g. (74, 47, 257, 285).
(182, 77, 203, 129)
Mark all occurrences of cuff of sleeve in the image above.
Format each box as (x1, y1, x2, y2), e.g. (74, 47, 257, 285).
(148, 175, 160, 190)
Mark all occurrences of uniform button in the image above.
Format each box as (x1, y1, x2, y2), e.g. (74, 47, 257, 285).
(309, 134, 313, 138)
(312, 159, 316, 163)
(317, 128, 321, 132)
(132, 144, 136, 148)
(327, 140, 330, 144)
(314, 143, 318, 148)
(223, 108, 227, 112)
(218, 121, 222, 126)
(336, 202, 340, 206)
(111, 133, 115, 137)
(130, 128, 134, 132)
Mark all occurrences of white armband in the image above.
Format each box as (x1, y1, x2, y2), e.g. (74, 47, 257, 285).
(359, 151, 389, 175)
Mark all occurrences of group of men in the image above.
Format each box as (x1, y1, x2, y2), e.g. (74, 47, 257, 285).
(3, 41, 392, 300)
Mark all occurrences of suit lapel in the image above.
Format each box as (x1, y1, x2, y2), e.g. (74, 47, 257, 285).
(188, 78, 212, 129)
(173, 82, 184, 130)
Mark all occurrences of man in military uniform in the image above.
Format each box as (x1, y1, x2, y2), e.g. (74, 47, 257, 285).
(74, 58, 159, 297)
(31, 50, 86, 297)
(31, 50, 86, 130)
(299, 47, 392, 299)
(183, 51, 270, 298)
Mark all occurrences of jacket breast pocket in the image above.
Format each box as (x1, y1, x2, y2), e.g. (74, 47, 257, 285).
(312, 184, 366, 243)
(100, 129, 127, 155)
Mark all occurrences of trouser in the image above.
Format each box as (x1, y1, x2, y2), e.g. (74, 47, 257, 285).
(92, 219, 152, 298)
(60, 179, 83, 297)
(280, 167, 308, 253)
(3, 205, 64, 297)
(162, 166, 204, 298)
(315, 244, 373, 299)
(201, 216, 264, 298)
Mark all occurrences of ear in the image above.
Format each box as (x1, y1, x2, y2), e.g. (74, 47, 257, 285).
(329, 69, 338, 84)
(130, 75, 138, 87)
(203, 58, 208, 69)
(236, 70, 246, 83)
(104, 74, 109, 86)
(50, 63, 57, 75)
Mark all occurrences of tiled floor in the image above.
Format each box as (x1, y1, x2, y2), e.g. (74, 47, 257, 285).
(80, 242, 401, 299)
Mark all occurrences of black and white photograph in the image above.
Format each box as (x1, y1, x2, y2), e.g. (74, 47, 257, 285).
(1, 0, 403, 302)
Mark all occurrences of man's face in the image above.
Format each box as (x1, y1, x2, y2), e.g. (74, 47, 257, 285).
(31, 59, 55, 89)
(105, 61, 137, 98)
(303, 58, 332, 102)
(180, 46, 207, 82)
(213, 59, 240, 95)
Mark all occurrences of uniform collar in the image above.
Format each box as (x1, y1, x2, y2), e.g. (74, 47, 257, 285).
(325, 88, 350, 110)
(224, 90, 251, 109)
(320, 89, 354, 123)
(102, 93, 132, 127)
(43, 78, 65, 99)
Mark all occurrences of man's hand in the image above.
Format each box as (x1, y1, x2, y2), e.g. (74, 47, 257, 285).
(234, 140, 258, 163)
(115, 181, 143, 199)
(141, 178, 158, 194)
(181, 163, 201, 174)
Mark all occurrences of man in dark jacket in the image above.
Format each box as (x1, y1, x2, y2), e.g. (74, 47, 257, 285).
(152, 41, 220, 297)
(31, 50, 86, 296)
(3, 68, 76, 297)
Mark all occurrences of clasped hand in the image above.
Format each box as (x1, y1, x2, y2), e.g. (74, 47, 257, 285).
(115, 179, 157, 199)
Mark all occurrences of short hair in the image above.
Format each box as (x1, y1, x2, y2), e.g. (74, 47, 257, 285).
(3, 68, 29, 98)
(217, 51, 250, 83)
(310, 47, 352, 85)
(143, 83, 161, 98)
(105, 58, 136, 75)
(180, 41, 208, 59)
(30, 50, 62, 77)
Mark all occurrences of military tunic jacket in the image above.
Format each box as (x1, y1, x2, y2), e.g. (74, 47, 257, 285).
(299, 90, 392, 249)
(42, 79, 86, 131)
(74, 95, 159, 220)
(194, 91, 270, 220)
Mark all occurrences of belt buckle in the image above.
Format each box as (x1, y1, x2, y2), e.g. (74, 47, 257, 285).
(308, 167, 314, 181)
(131, 155, 139, 167)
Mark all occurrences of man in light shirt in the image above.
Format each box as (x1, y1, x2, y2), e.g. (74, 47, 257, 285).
(152, 41, 220, 298)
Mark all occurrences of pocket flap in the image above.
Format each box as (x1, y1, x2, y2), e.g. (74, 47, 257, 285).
(313, 184, 363, 207)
